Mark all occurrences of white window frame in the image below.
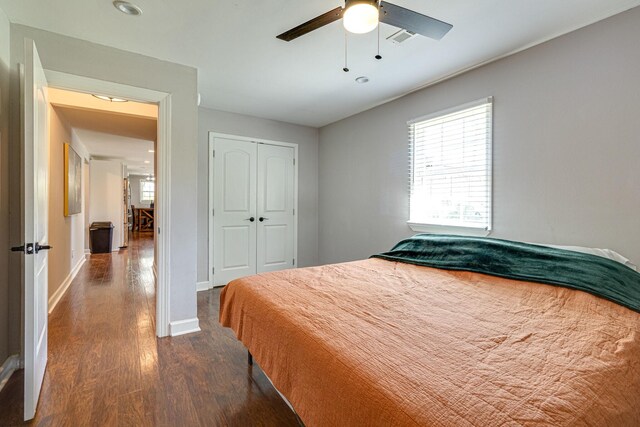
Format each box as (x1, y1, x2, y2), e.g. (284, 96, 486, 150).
(140, 179, 155, 203)
(407, 97, 493, 236)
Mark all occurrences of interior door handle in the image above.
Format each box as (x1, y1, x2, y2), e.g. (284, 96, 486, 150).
(245, 217, 255, 222)
(35, 243, 53, 253)
(259, 217, 269, 222)
(11, 243, 35, 254)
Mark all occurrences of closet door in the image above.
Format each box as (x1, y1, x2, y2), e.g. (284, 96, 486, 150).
(257, 144, 295, 273)
(213, 138, 257, 286)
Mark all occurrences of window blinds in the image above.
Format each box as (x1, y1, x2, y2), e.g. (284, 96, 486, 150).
(140, 180, 155, 202)
(409, 98, 492, 230)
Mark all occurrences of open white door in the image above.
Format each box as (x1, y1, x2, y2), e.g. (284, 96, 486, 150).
(20, 39, 50, 421)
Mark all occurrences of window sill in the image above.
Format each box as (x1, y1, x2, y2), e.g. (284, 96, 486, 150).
(407, 222, 491, 237)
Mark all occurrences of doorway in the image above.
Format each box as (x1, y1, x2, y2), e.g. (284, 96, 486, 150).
(44, 70, 171, 338)
(46, 87, 158, 304)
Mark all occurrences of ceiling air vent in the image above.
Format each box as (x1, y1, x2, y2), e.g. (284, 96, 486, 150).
(387, 29, 417, 45)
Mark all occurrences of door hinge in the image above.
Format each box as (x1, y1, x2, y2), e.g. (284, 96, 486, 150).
(293, 208, 295, 215)
(212, 209, 214, 216)
(212, 267, 215, 274)
(293, 258, 295, 265)
(293, 158, 295, 165)
(212, 150, 215, 158)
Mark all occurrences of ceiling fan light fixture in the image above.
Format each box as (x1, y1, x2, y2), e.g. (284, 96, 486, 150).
(343, 0, 379, 34)
(92, 94, 128, 102)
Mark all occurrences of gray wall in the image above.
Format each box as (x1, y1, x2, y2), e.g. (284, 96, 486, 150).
(197, 107, 319, 283)
(0, 7, 11, 362)
(8, 25, 199, 333)
(318, 7, 640, 266)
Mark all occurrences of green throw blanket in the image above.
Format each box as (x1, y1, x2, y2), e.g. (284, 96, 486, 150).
(372, 234, 640, 313)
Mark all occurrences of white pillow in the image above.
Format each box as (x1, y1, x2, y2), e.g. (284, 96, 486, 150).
(541, 244, 638, 272)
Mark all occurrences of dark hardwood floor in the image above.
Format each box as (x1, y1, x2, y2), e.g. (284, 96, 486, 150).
(0, 232, 298, 426)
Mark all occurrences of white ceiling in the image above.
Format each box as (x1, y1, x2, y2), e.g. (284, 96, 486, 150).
(74, 128, 155, 176)
(2, 0, 639, 127)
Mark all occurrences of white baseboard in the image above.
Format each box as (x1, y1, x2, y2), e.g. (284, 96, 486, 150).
(0, 355, 20, 393)
(49, 256, 86, 314)
(169, 318, 201, 337)
(197, 280, 213, 292)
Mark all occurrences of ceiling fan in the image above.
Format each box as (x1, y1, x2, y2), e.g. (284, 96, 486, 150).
(276, 0, 453, 42)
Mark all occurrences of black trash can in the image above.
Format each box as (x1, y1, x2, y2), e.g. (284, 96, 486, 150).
(89, 222, 114, 254)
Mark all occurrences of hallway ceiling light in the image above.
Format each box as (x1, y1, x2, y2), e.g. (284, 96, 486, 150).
(92, 94, 128, 102)
(113, 1, 142, 16)
(148, 149, 155, 153)
(144, 160, 151, 164)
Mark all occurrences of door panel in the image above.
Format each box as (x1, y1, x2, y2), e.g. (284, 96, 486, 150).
(23, 39, 49, 421)
(213, 138, 257, 286)
(264, 157, 287, 211)
(222, 226, 251, 269)
(257, 144, 295, 273)
(223, 151, 252, 212)
(262, 225, 288, 266)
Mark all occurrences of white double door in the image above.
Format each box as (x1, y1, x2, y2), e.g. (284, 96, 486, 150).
(213, 138, 296, 286)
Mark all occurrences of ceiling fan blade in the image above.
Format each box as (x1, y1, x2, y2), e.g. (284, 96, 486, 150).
(379, 1, 452, 40)
(277, 6, 345, 42)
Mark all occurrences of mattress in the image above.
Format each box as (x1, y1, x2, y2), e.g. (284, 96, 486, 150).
(219, 258, 640, 426)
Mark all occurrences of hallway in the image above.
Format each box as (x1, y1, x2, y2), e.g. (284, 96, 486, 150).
(0, 234, 297, 426)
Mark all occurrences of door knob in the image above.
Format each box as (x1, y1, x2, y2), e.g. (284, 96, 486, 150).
(259, 217, 269, 222)
(245, 217, 255, 222)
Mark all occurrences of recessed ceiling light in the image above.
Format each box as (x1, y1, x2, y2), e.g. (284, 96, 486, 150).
(113, 1, 142, 16)
(92, 94, 128, 102)
(355, 76, 370, 84)
(148, 149, 155, 153)
(144, 160, 150, 164)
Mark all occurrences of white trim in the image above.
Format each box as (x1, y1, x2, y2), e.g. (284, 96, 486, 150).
(48, 256, 85, 314)
(407, 222, 491, 237)
(155, 96, 172, 338)
(197, 281, 213, 292)
(407, 96, 493, 125)
(44, 70, 172, 338)
(208, 132, 299, 287)
(0, 355, 20, 393)
(169, 318, 201, 337)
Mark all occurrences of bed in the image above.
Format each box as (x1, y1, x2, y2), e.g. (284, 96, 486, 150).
(219, 235, 640, 426)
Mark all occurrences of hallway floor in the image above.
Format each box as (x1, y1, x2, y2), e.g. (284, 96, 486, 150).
(0, 233, 298, 426)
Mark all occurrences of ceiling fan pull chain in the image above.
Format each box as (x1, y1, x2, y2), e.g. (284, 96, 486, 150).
(343, 30, 350, 72)
(375, 22, 382, 60)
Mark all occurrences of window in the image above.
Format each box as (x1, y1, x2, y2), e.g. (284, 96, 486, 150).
(409, 98, 492, 232)
(140, 180, 155, 203)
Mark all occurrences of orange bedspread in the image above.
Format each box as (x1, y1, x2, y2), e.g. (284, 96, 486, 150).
(219, 258, 640, 426)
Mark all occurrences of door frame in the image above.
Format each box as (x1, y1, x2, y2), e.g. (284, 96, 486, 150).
(207, 132, 299, 289)
(44, 70, 172, 337)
